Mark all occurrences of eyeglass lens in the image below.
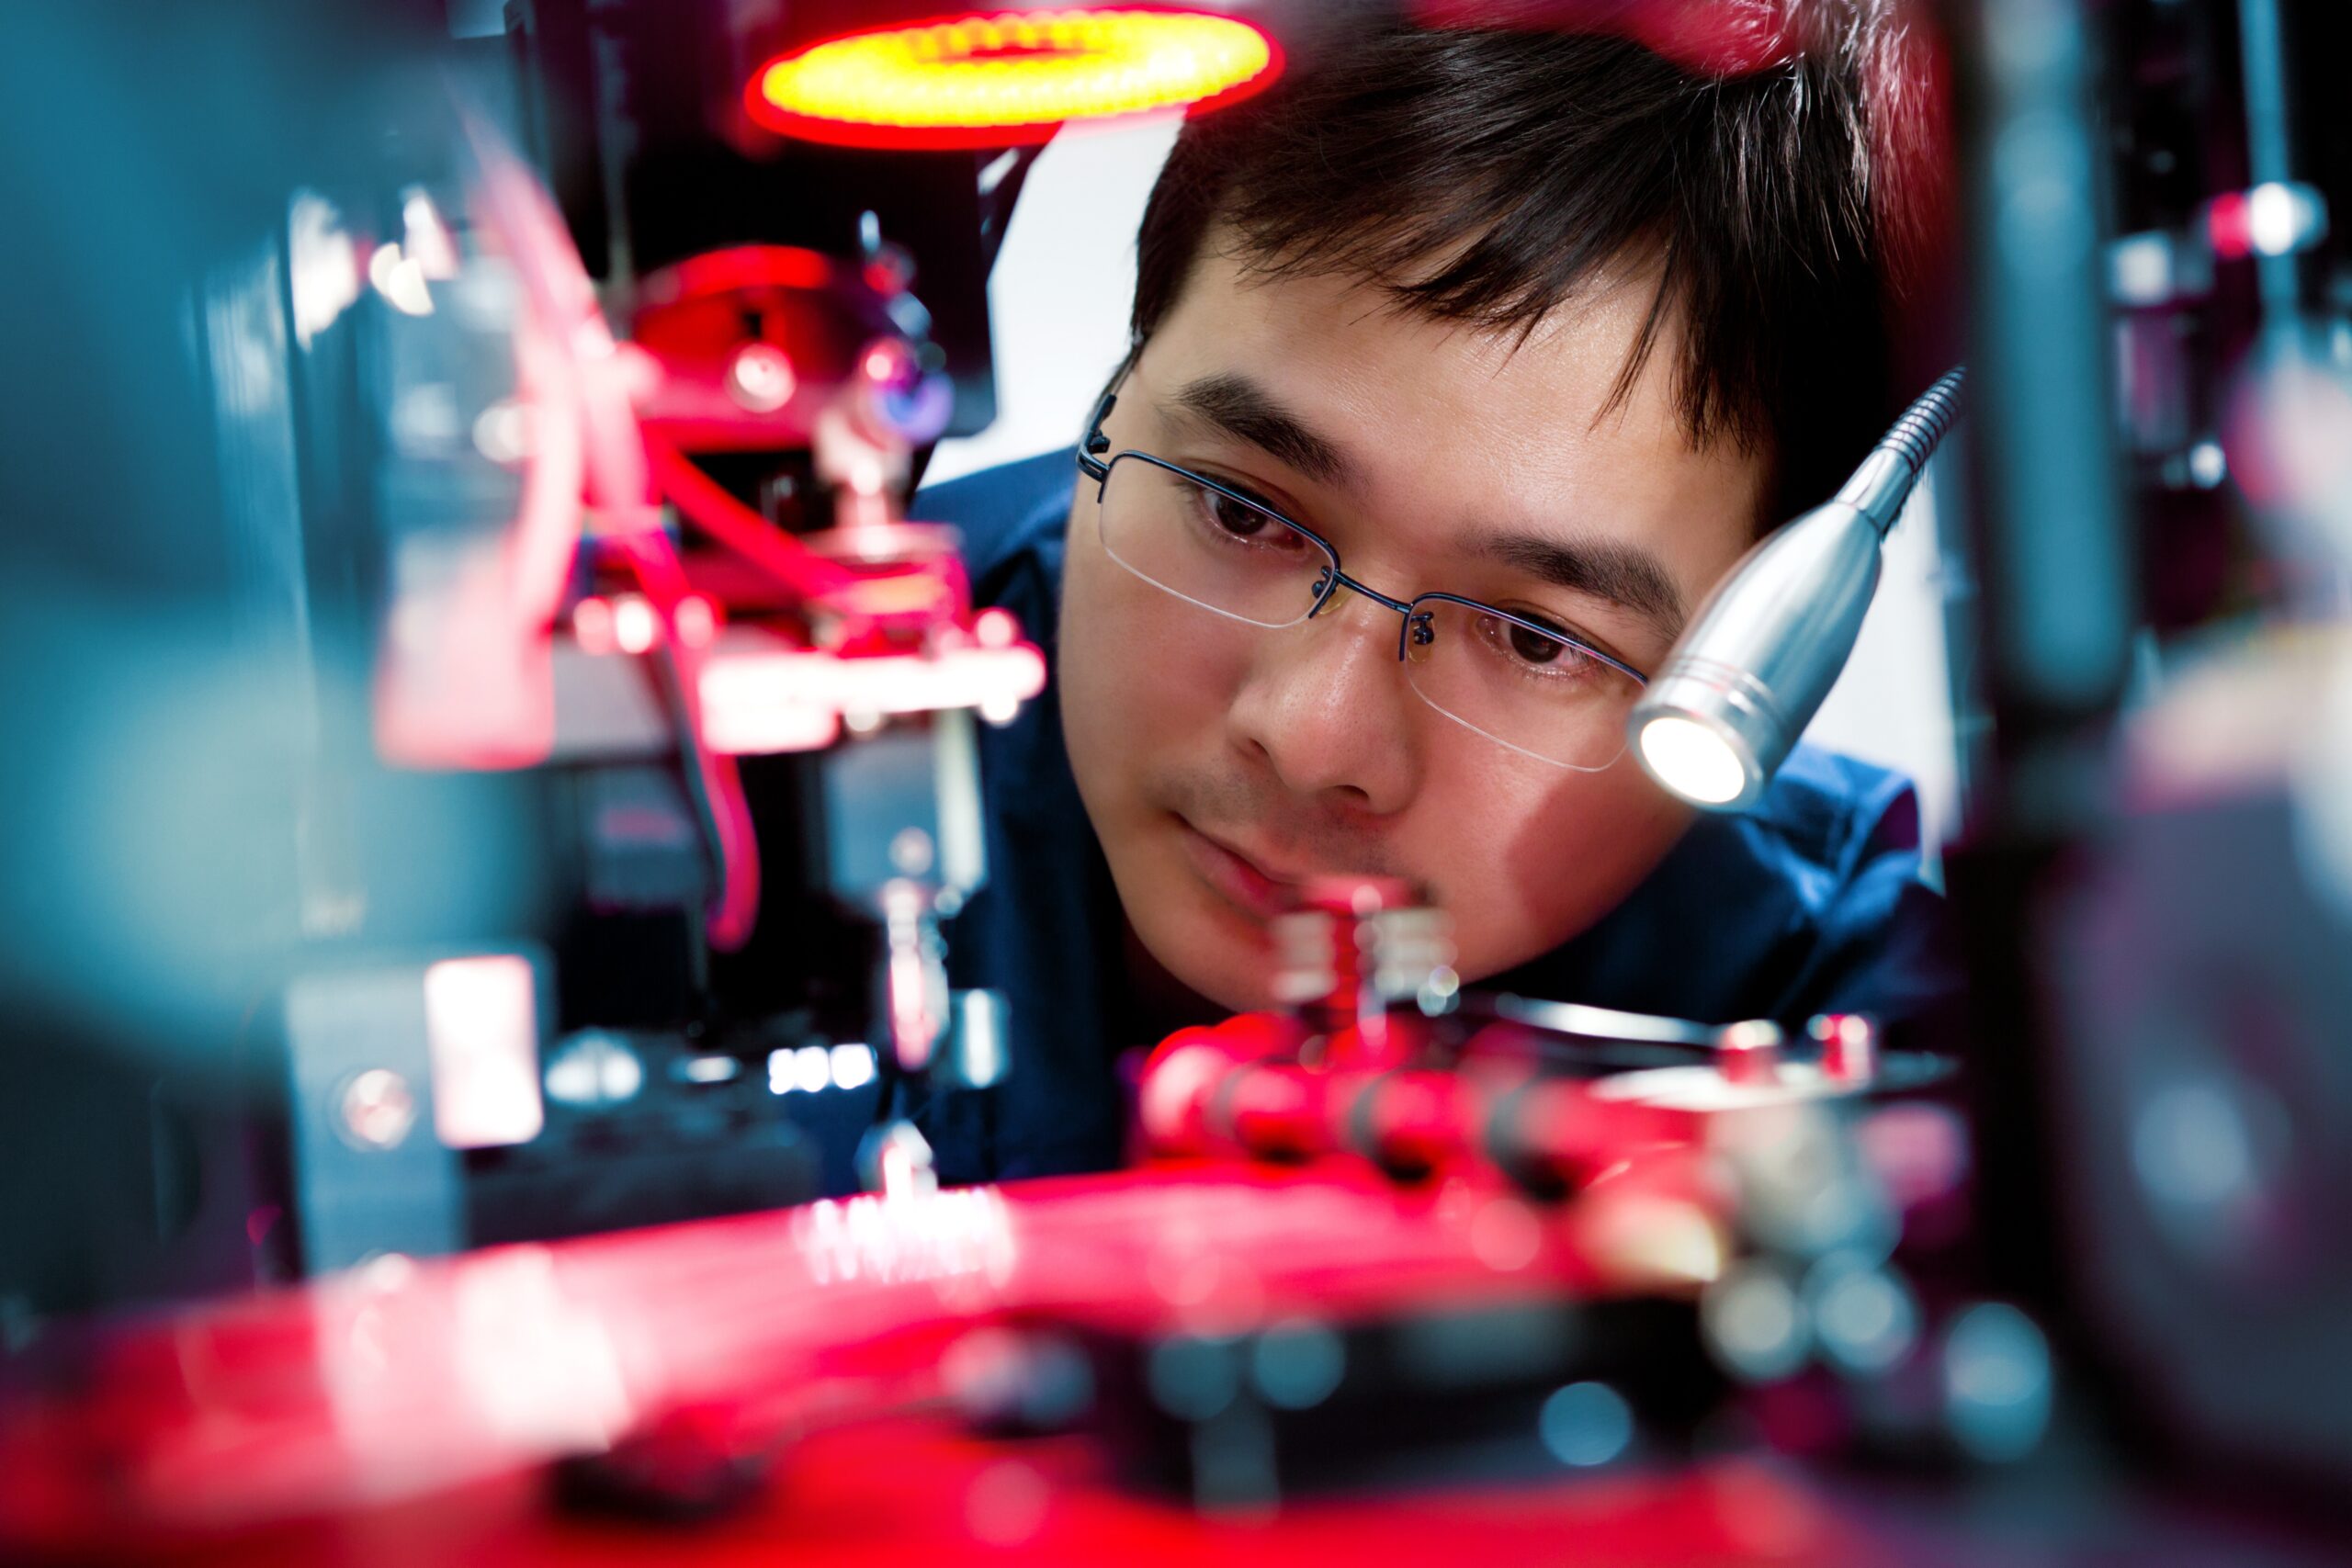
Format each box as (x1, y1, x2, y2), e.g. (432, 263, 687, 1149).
(1096, 456, 1639, 771)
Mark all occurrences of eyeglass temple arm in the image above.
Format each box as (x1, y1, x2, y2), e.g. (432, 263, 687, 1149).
(1077, 392, 1117, 484)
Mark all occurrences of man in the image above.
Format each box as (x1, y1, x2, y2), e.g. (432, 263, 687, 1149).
(918, 10, 1951, 1181)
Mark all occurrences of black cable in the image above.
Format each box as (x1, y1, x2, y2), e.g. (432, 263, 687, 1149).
(907, 143, 1047, 497)
(976, 143, 1045, 278)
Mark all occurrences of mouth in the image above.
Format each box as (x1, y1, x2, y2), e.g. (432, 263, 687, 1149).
(1172, 818, 1299, 922)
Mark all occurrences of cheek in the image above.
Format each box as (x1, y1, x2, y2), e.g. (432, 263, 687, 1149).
(1057, 519, 1242, 816)
(1408, 759, 1689, 979)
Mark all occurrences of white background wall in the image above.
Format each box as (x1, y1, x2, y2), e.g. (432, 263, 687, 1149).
(928, 120, 1183, 483)
(931, 121, 1962, 852)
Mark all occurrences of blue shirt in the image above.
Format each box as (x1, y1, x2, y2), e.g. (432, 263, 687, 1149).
(915, 448, 1951, 1181)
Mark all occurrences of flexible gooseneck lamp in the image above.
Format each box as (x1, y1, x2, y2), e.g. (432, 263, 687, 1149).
(1630, 367, 1967, 812)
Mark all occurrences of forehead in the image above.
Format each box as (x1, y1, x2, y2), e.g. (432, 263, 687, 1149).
(1136, 238, 1769, 608)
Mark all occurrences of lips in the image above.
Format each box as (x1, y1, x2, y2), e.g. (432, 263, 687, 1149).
(1173, 818, 1299, 921)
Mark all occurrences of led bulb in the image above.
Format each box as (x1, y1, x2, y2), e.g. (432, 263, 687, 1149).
(1637, 716, 1751, 807)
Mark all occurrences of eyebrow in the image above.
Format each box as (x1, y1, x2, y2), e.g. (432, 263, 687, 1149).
(1478, 532, 1688, 645)
(1165, 373, 1359, 491)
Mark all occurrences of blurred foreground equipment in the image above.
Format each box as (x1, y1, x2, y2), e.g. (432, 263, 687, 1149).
(1949, 0, 2352, 1506)
(0, 0, 1300, 1314)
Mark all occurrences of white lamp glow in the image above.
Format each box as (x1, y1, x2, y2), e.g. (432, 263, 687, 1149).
(1637, 716, 1751, 807)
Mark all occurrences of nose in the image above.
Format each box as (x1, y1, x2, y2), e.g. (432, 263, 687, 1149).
(1225, 583, 1422, 815)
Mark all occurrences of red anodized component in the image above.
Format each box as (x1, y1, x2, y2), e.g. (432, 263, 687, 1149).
(2207, 189, 2255, 260)
(0, 1165, 1684, 1552)
(1136, 1011, 1702, 1186)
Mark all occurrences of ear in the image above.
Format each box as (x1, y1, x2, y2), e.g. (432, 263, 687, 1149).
(1077, 390, 1117, 482)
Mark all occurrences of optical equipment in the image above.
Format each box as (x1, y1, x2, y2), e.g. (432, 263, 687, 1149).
(1629, 368, 1966, 811)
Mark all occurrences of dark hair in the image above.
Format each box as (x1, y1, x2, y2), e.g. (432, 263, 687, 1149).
(1127, 9, 1944, 521)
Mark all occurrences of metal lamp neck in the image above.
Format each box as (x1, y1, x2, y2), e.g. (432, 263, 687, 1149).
(1835, 367, 1967, 536)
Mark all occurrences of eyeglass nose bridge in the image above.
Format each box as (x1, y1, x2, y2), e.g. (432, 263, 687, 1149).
(1306, 570, 1445, 666)
(1305, 563, 1420, 637)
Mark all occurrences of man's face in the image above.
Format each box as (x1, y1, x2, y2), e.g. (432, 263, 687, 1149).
(1059, 236, 1770, 1012)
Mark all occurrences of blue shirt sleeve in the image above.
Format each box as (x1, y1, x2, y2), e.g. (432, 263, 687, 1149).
(1495, 745, 1953, 1025)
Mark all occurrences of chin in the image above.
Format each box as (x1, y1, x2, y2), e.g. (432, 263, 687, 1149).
(1141, 883, 1281, 1015)
(1171, 962, 1276, 1017)
(1173, 929, 1281, 1014)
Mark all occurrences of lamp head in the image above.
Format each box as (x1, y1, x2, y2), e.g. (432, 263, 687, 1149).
(1630, 500, 1886, 812)
(1626, 367, 1962, 811)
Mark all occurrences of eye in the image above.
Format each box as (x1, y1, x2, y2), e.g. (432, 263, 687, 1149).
(1506, 620, 1565, 666)
(1204, 486, 1271, 539)
(1184, 475, 1309, 553)
(1476, 609, 1601, 681)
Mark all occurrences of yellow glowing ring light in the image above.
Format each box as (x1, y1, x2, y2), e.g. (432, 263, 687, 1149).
(746, 9, 1282, 149)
